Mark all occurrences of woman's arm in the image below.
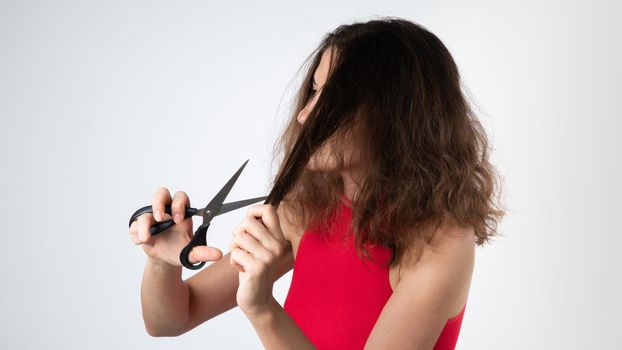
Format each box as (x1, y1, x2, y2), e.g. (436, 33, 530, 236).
(141, 250, 242, 337)
(141, 257, 190, 336)
(228, 203, 314, 348)
(364, 223, 475, 349)
(141, 201, 297, 337)
(245, 297, 317, 350)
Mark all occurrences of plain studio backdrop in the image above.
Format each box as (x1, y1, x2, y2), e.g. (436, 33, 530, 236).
(1, 0, 620, 349)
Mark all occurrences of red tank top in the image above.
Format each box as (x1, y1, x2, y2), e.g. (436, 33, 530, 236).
(283, 196, 467, 349)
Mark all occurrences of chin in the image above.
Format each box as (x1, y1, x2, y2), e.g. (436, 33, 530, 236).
(307, 162, 343, 174)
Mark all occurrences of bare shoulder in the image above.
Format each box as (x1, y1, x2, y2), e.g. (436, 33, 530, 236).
(401, 220, 475, 266)
(430, 220, 476, 253)
(364, 221, 475, 348)
(399, 223, 475, 316)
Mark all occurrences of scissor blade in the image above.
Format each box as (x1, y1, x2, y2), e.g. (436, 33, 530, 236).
(215, 196, 268, 217)
(203, 159, 250, 225)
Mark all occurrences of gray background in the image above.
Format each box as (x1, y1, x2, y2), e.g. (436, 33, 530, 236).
(1, 0, 620, 349)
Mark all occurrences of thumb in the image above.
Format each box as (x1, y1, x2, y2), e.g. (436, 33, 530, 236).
(188, 246, 223, 263)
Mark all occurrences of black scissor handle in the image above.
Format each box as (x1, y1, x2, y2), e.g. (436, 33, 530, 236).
(128, 204, 198, 236)
(180, 224, 209, 270)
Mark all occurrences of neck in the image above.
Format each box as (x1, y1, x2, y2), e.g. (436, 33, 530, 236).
(341, 168, 362, 202)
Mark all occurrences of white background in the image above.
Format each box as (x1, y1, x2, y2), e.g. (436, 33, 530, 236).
(1, 0, 620, 349)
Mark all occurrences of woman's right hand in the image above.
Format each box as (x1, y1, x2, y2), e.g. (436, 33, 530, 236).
(129, 187, 224, 267)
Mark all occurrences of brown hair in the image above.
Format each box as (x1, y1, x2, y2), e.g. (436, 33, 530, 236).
(265, 16, 506, 268)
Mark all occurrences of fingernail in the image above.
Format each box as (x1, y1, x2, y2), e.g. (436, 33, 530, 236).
(174, 213, 181, 223)
(155, 210, 162, 221)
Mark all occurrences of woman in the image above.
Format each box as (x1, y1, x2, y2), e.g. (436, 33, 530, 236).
(130, 17, 506, 349)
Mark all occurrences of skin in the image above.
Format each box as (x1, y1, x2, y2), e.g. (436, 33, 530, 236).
(130, 46, 475, 349)
(298, 46, 364, 201)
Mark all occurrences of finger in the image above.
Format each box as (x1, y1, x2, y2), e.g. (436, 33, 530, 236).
(171, 191, 191, 224)
(230, 230, 271, 263)
(230, 247, 256, 273)
(129, 226, 141, 245)
(137, 212, 154, 243)
(188, 246, 223, 263)
(130, 235, 141, 245)
(246, 204, 283, 241)
(129, 220, 138, 235)
(152, 187, 172, 222)
(233, 217, 281, 256)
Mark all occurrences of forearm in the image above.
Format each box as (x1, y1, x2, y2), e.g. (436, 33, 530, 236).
(245, 297, 317, 350)
(141, 258, 190, 336)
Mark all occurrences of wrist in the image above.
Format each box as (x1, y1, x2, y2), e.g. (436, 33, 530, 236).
(147, 257, 181, 274)
(243, 296, 279, 325)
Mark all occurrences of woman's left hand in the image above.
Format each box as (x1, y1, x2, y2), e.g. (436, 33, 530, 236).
(229, 204, 289, 316)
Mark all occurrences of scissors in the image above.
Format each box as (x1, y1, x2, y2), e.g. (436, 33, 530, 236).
(128, 159, 267, 270)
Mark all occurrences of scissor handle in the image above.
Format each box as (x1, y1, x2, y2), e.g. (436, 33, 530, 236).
(128, 204, 198, 236)
(179, 224, 209, 270)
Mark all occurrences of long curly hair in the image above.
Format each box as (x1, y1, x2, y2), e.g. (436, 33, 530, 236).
(265, 16, 506, 269)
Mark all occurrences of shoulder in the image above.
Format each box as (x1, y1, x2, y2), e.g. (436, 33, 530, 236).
(364, 221, 475, 348)
(429, 220, 476, 256)
(403, 220, 474, 266)
(398, 220, 475, 295)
